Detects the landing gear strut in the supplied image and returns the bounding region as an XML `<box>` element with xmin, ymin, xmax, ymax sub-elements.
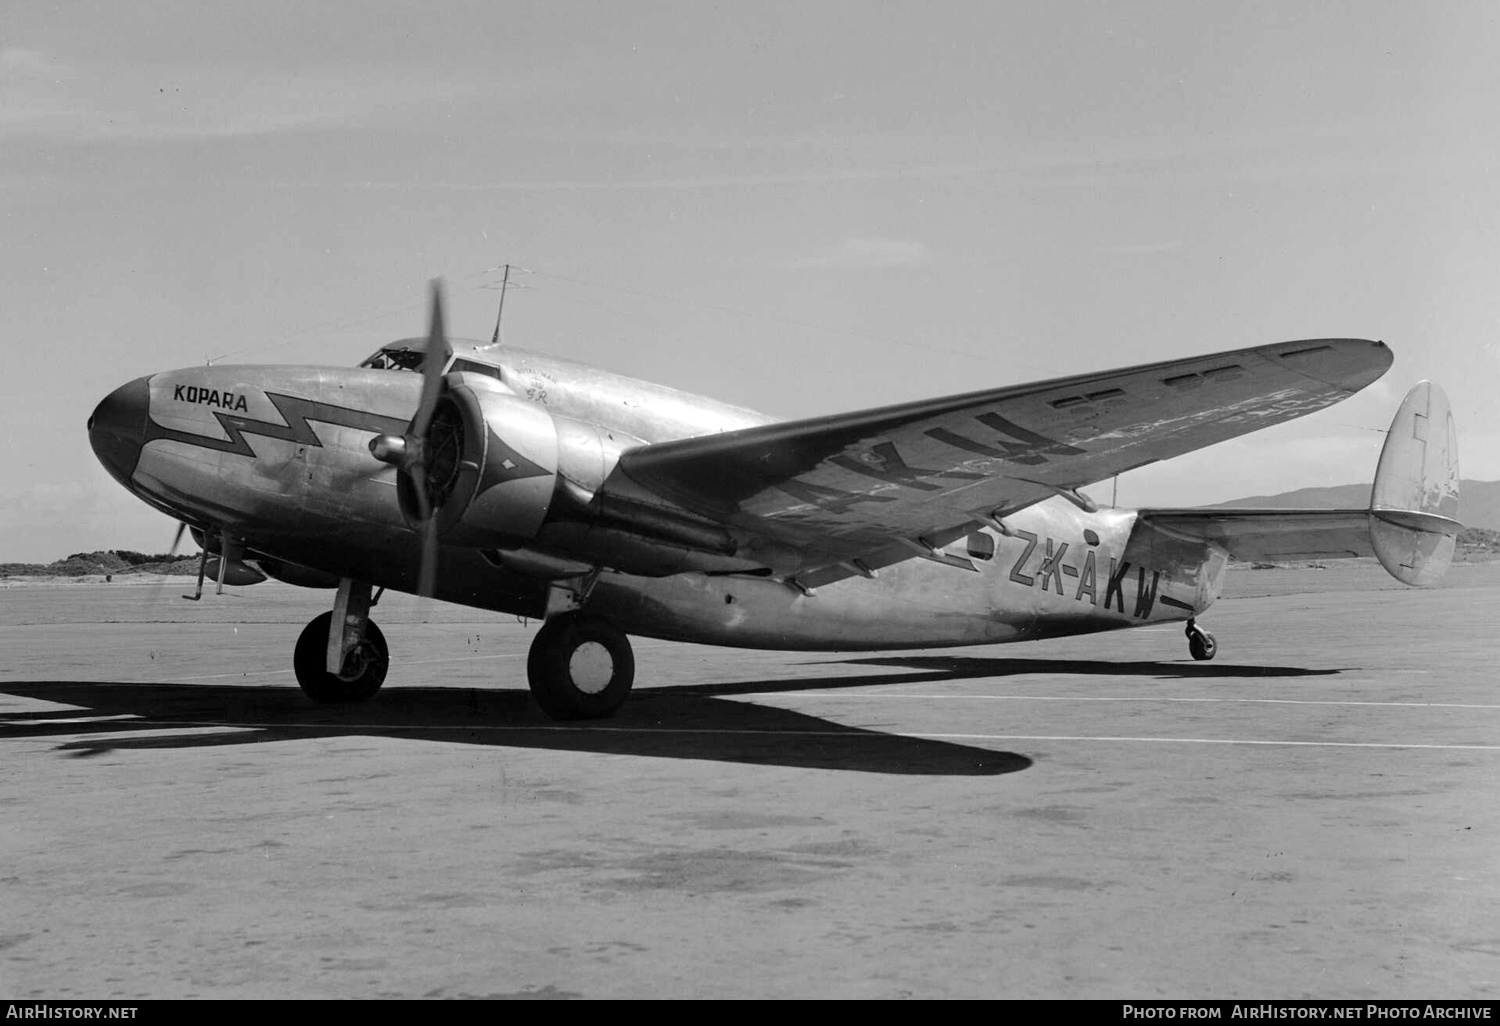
<box><xmin>527</xmin><ymin>612</ymin><xmax>635</xmax><ymax>720</ymax></box>
<box><xmin>1185</xmin><ymin>618</ymin><xmax>1217</xmax><ymax>661</ymax></box>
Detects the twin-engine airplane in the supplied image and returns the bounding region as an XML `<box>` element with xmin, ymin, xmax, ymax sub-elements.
<box><xmin>88</xmin><ymin>284</ymin><xmax>1462</xmax><ymax>720</ymax></box>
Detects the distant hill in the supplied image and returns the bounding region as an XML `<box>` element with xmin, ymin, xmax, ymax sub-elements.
<box><xmin>1216</xmin><ymin>479</ymin><xmax>1500</xmax><ymax>531</ymax></box>
<box><xmin>0</xmin><ymin>550</ymin><xmax>201</xmax><ymax>578</ymax></box>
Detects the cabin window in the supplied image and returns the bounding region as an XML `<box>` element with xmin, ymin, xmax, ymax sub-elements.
<box><xmin>450</xmin><ymin>358</ymin><xmax>503</xmax><ymax>381</ymax></box>
<box><xmin>966</xmin><ymin>533</ymin><xmax>995</xmax><ymax>561</ymax></box>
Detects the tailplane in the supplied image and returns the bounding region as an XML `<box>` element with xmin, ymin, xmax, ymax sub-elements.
<box><xmin>1369</xmin><ymin>381</ymin><xmax>1461</xmax><ymax>586</ymax></box>
<box><xmin>1132</xmin><ymin>380</ymin><xmax>1461</xmax><ymax>589</ymax></box>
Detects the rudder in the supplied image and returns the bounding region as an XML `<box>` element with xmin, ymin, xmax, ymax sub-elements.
<box><xmin>1369</xmin><ymin>380</ymin><xmax>1461</xmax><ymax>586</ymax></box>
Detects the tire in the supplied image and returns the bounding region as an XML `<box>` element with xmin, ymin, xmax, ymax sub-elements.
<box><xmin>293</xmin><ymin>610</ymin><xmax>389</xmax><ymax>703</ymax></box>
<box><xmin>1188</xmin><ymin>628</ymin><xmax>1218</xmax><ymax>662</ymax></box>
<box><xmin>526</xmin><ymin>613</ymin><xmax>635</xmax><ymax>720</ymax></box>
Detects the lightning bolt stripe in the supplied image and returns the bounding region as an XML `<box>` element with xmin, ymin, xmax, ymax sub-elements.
<box><xmin>145</xmin><ymin>391</ymin><xmax>412</xmax><ymax>457</ymax></box>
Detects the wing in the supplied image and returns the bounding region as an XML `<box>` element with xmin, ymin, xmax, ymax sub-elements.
<box><xmin>615</xmin><ymin>338</ymin><xmax>1392</xmax><ymax>587</ymax></box>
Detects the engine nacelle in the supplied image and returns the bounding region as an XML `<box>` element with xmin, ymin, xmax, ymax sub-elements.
<box><xmin>253</xmin><ymin>554</ymin><xmax>341</xmax><ymax>589</ymax></box>
<box><xmin>203</xmin><ymin>555</ymin><xmax>268</xmax><ymax>586</ymax></box>
<box><xmin>398</xmin><ymin>377</ymin><xmax>560</xmax><ymax>545</ymax></box>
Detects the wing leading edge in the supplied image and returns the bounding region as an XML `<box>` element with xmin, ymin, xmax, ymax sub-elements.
<box><xmin>614</xmin><ymin>338</ymin><xmax>1393</xmax><ymax>585</ymax></box>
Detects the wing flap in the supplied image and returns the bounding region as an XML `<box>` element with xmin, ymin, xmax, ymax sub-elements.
<box><xmin>795</xmin><ymin>523</ymin><xmax>981</xmax><ymax>589</ymax></box>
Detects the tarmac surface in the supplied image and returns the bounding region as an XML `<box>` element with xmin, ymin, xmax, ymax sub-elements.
<box><xmin>2</xmin><ymin>562</ymin><xmax>1498</xmax><ymax>999</ymax></box>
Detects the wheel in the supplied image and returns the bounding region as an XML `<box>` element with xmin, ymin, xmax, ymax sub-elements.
<box><xmin>1186</xmin><ymin>623</ymin><xmax>1218</xmax><ymax>661</ymax></box>
<box><xmin>293</xmin><ymin>610</ymin><xmax>388</xmax><ymax>702</ymax></box>
<box><xmin>526</xmin><ymin>613</ymin><xmax>634</xmax><ymax>720</ymax></box>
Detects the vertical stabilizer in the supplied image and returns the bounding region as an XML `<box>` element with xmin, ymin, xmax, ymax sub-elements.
<box><xmin>1369</xmin><ymin>381</ymin><xmax>1461</xmax><ymax>586</ymax></box>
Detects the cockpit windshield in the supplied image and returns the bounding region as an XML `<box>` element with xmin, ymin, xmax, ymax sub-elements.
<box><xmin>360</xmin><ymin>346</ymin><xmax>504</xmax><ymax>382</ymax></box>
<box><xmin>359</xmin><ymin>347</ymin><xmax>428</xmax><ymax>372</ymax></box>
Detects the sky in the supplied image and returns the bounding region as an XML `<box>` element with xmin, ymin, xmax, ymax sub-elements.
<box><xmin>3</xmin><ymin>1</ymin><xmax>1498</xmax><ymax>561</ymax></box>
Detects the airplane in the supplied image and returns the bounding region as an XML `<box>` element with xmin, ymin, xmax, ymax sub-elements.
<box><xmin>87</xmin><ymin>283</ymin><xmax>1462</xmax><ymax>720</ymax></box>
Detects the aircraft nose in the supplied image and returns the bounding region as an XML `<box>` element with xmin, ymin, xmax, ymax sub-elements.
<box><xmin>88</xmin><ymin>377</ymin><xmax>151</xmax><ymax>486</ymax></box>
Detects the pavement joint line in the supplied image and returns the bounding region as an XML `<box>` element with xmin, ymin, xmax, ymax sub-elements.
<box><xmin>18</xmin><ymin>684</ymin><xmax>1493</xmax><ymax>712</ymax></box>
<box><xmin>723</xmin><ymin>692</ymin><xmax>1500</xmax><ymax>710</ymax></box>
<box><xmin>24</xmin><ymin>721</ymin><xmax>1500</xmax><ymax>751</ymax></box>
<box><xmin>904</xmin><ymin>732</ymin><xmax>1500</xmax><ymax>751</ymax></box>
<box><xmin>5</xmin><ymin>714</ymin><xmax>141</xmax><ymax>725</ymax></box>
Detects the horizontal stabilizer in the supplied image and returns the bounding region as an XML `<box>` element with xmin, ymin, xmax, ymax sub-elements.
<box><xmin>1135</xmin><ymin>506</ymin><xmax>1462</xmax><ymax>566</ymax></box>
<box><xmin>1137</xmin><ymin>508</ymin><xmax>1381</xmax><ymax>562</ymax></box>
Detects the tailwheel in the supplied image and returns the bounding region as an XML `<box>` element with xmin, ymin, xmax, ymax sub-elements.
<box><xmin>1185</xmin><ymin>619</ymin><xmax>1218</xmax><ymax>662</ymax></box>
<box><xmin>527</xmin><ymin>612</ymin><xmax>634</xmax><ymax>720</ymax></box>
<box><xmin>294</xmin><ymin>610</ymin><xmax>389</xmax><ymax>702</ymax></box>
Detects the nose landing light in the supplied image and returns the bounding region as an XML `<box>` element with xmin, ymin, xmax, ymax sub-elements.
<box><xmin>88</xmin><ymin>377</ymin><xmax>151</xmax><ymax>487</ymax></box>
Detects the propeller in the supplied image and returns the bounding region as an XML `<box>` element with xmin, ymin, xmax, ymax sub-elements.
<box><xmin>182</xmin><ymin>524</ymin><xmax>210</xmax><ymax>600</ymax></box>
<box><xmin>143</xmin><ymin>519</ymin><xmax>195</xmax><ymax>601</ymax></box>
<box><xmin>369</xmin><ymin>280</ymin><xmax>452</xmax><ymax>598</ymax></box>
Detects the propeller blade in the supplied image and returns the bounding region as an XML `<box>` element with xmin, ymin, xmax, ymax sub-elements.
<box><xmin>411</xmin><ymin>279</ymin><xmax>451</xmax><ymax>439</ymax></box>
<box><xmin>182</xmin><ymin>546</ymin><xmax>207</xmax><ymax>601</ymax></box>
<box><xmin>418</xmin><ymin>516</ymin><xmax>440</xmax><ymax>599</ymax></box>
<box><xmin>409</xmin><ymin>463</ymin><xmax>439</xmax><ymax>598</ymax></box>
<box><xmin>149</xmin><ymin>521</ymin><xmax>191</xmax><ymax>602</ymax></box>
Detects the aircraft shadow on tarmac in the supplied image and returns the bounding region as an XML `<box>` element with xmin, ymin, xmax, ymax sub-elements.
<box><xmin>666</xmin><ymin>655</ymin><xmax>1345</xmax><ymax>700</ymax></box>
<box><xmin>847</xmin><ymin>655</ymin><xmax>1345</xmax><ymax>679</ymax></box>
<box><xmin>0</xmin><ymin>680</ymin><xmax>1028</xmax><ymax>776</ymax></box>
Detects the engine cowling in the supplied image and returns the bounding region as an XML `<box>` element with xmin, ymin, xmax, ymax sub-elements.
<box><xmin>397</xmin><ymin>377</ymin><xmax>559</xmax><ymax>545</ymax></box>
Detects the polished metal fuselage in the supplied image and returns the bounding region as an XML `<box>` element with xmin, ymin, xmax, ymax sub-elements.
<box><xmin>92</xmin><ymin>341</ymin><xmax>1221</xmax><ymax>650</ymax></box>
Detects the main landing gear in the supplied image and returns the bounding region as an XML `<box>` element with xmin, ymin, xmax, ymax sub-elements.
<box><xmin>290</xmin><ymin>578</ymin><xmax>635</xmax><ymax>720</ymax></box>
<box><xmin>526</xmin><ymin>612</ymin><xmax>635</xmax><ymax>720</ymax></box>
<box><xmin>294</xmin><ymin>610</ymin><xmax>389</xmax><ymax>702</ymax></box>
<box><xmin>1185</xmin><ymin>618</ymin><xmax>1218</xmax><ymax>661</ymax></box>
<box><xmin>293</xmin><ymin>579</ymin><xmax>388</xmax><ymax>703</ymax></box>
